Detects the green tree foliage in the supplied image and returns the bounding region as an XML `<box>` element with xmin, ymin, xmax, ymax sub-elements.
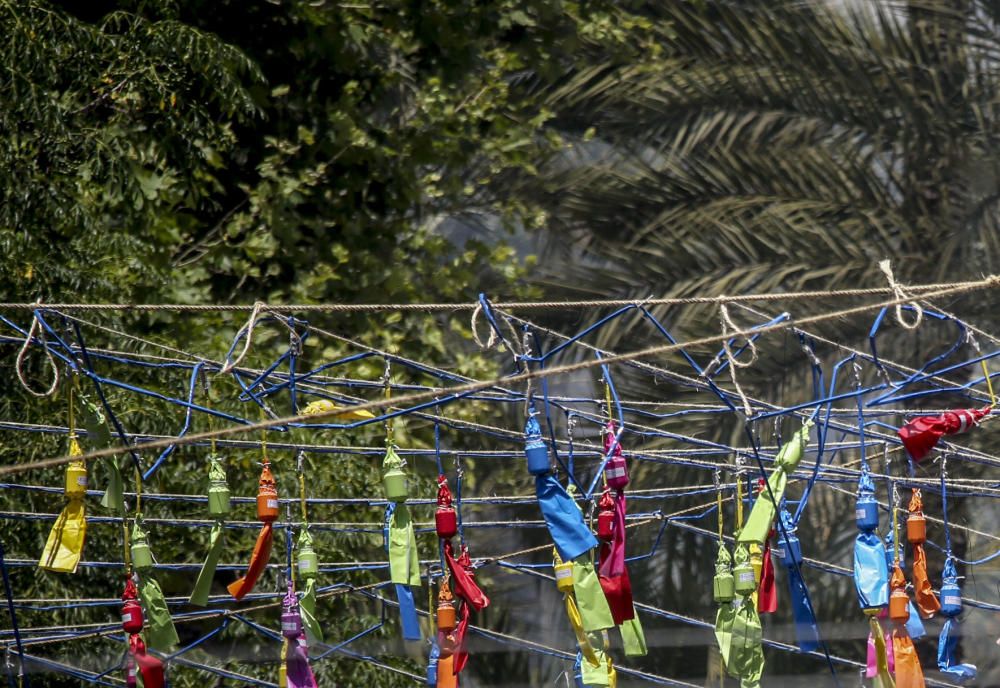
<box><xmin>0</xmin><ymin>1</ymin><xmax>653</xmax><ymax>686</ymax></box>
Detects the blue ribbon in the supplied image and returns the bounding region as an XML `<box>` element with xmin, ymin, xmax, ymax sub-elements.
<box><xmin>535</xmin><ymin>474</ymin><xmax>598</xmax><ymax>562</ymax></box>
<box><xmin>394</xmin><ymin>584</ymin><xmax>421</xmax><ymax>642</ymax></box>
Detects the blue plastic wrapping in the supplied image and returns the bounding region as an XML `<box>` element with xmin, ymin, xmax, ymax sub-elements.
<box><xmin>426</xmin><ymin>638</ymin><xmax>439</xmax><ymax>685</ymax></box>
<box><xmin>853</xmin><ymin>531</ymin><xmax>889</xmax><ymax>611</ymax></box>
<box><xmin>524</xmin><ymin>415</ymin><xmax>552</xmax><ymax>475</ymax></box>
<box><xmin>937</xmin><ymin>558</ymin><xmax>976</xmax><ymax>680</ymax></box>
<box><xmin>536</xmin><ymin>474</ymin><xmax>599</xmax><ymax>562</ymax></box>
<box><xmin>777</xmin><ymin>510</ymin><xmax>819</xmax><ymax>652</ymax></box>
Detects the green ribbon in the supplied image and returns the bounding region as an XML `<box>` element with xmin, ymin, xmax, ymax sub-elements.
<box><xmin>723</xmin><ymin>545</ymin><xmax>763</xmax><ymax>685</ymax></box>
<box><xmin>738</xmin><ymin>422</ymin><xmax>812</xmax><ymax>545</ymax></box>
<box><xmin>297</xmin><ymin>529</ymin><xmax>323</xmax><ymax>646</ymax></box>
<box><xmin>715</xmin><ymin>603</ymin><xmax>737</xmax><ymax>668</ymax></box>
<box><xmin>138</xmin><ymin>574</ymin><xmax>179</xmax><ymax>651</ymax></box>
<box><xmin>131</xmin><ymin>522</ymin><xmax>178</xmax><ymax>650</ymax></box>
<box><xmin>727</xmin><ymin>599</ymin><xmax>763</xmax><ymax>686</ymax></box>
<box><xmin>189</xmin><ymin>522</ymin><xmax>225</xmax><ymax>606</ymax></box>
<box><xmin>300</xmin><ymin>577</ymin><xmax>322</xmax><ymax>646</ymax></box>
<box><xmin>389</xmin><ymin>504</ymin><xmax>420</xmax><ymax>587</ymax></box>
<box><xmin>572</xmin><ymin>558</ymin><xmax>614</xmax><ymax>632</ymax></box>
<box><xmin>100</xmin><ymin>459</ymin><xmax>125</xmax><ymax>514</ymax></box>
<box><xmin>81</xmin><ymin>396</ymin><xmax>124</xmax><ymax>514</ymax></box>
<box><xmin>580</xmin><ymin>644</ymin><xmax>612</xmax><ymax>686</ymax></box>
<box><xmin>619</xmin><ymin>610</ymin><xmax>647</xmax><ymax>657</ymax></box>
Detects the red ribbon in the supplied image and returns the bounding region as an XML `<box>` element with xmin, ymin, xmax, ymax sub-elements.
<box><xmin>128</xmin><ymin>634</ymin><xmax>164</xmax><ymax>688</ymax></box>
<box><xmin>444</xmin><ymin>541</ymin><xmax>489</xmax><ymax>611</ymax></box>
<box><xmin>598</xmin><ymin>493</ymin><xmax>627</xmax><ymax>578</ymax></box>
<box><xmin>227</xmin><ymin>522</ymin><xmax>273</xmax><ymax>600</ymax></box>
<box><xmin>437</xmin><ymin>475</ymin><xmax>453</xmax><ymax>507</ymax></box>
<box><xmin>598</xmin><ymin>541</ymin><xmax>634</xmax><ymax>624</ymax></box>
<box><xmin>898</xmin><ymin>407</ymin><xmax>989</xmax><ymax>462</ymax></box>
<box><xmin>757</xmin><ymin>535</ymin><xmax>777</xmax><ymax>614</ymax></box>
<box><xmin>453</xmin><ymin>603</ymin><xmax>471</xmax><ymax>674</ymax></box>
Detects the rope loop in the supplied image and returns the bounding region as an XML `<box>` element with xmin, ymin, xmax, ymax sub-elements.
<box><xmin>220</xmin><ymin>301</ymin><xmax>266</xmax><ymax>374</ymax></box>
<box><xmin>878</xmin><ymin>260</ymin><xmax>923</xmax><ymax>330</ymax></box>
<box><xmin>719</xmin><ymin>302</ymin><xmax>756</xmax><ymax>417</ymax></box>
<box><xmin>15</xmin><ymin>304</ymin><xmax>60</xmax><ymax>397</ymax></box>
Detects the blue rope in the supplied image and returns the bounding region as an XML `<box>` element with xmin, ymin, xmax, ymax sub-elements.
<box><xmin>0</xmin><ymin>540</ymin><xmax>29</xmax><ymax>687</ymax></box>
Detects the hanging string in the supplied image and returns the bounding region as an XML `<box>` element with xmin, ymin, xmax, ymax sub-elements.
<box><xmin>941</xmin><ymin>455</ymin><xmax>952</xmax><ymax>556</ymax></box>
<box><xmin>455</xmin><ymin>454</ymin><xmax>465</xmax><ymax>548</ymax></box>
<box><xmin>735</xmin><ymin>457</ymin><xmax>744</xmax><ymax>531</ymax></box>
<box><xmin>719</xmin><ymin>303</ymin><xmax>756</xmax><ymax>417</ymax></box>
<box><xmin>715</xmin><ymin>469</ymin><xmax>724</xmax><ymax>541</ymax></box>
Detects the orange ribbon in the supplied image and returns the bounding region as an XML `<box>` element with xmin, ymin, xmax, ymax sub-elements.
<box><xmin>228</xmin><ymin>462</ymin><xmax>278</xmax><ymax>600</ymax></box>
<box><xmin>908</xmin><ymin>491</ymin><xmax>940</xmax><ymax>618</ymax></box>
<box><xmin>891</xmin><ymin>627</ymin><xmax>925</xmax><ymax>688</ymax></box>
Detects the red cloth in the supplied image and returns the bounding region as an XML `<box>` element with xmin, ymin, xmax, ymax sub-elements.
<box><xmin>757</xmin><ymin>538</ymin><xmax>777</xmax><ymax>614</ymax></box>
<box><xmin>227</xmin><ymin>522</ymin><xmax>273</xmax><ymax>600</ymax></box>
<box><xmin>598</xmin><ymin>493</ymin><xmax>626</xmax><ymax>578</ymax></box>
<box><xmin>128</xmin><ymin>635</ymin><xmax>164</xmax><ymax>688</ymax></box>
<box><xmin>598</xmin><ymin>541</ymin><xmax>634</xmax><ymax>623</ymax></box>
<box><xmin>898</xmin><ymin>407</ymin><xmax>989</xmax><ymax>462</ymax></box>
<box><xmin>453</xmin><ymin>604</ymin><xmax>471</xmax><ymax>674</ymax></box>
<box><xmin>444</xmin><ymin>542</ymin><xmax>489</xmax><ymax>611</ymax></box>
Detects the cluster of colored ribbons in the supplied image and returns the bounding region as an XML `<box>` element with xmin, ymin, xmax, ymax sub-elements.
<box><xmin>14</xmin><ymin>286</ymin><xmax>1000</xmax><ymax>688</ymax></box>
<box><xmin>527</xmin><ymin>404</ymin><xmax>647</xmax><ymax>687</ymax></box>
<box><xmin>36</xmin><ymin>388</ymin><xmax>322</xmax><ymax>687</ymax></box>
<box><xmin>850</xmin><ymin>408</ymin><xmax>985</xmax><ymax>687</ymax></box>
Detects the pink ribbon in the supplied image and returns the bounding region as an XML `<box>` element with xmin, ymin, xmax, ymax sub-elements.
<box><xmin>286</xmin><ymin>635</ymin><xmax>318</xmax><ymax>688</ymax></box>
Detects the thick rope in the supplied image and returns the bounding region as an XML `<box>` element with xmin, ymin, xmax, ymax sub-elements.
<box><xmin>0</xmin><ymin>279</ymin><xmax>990</xmax><ymax>312</ymax></box>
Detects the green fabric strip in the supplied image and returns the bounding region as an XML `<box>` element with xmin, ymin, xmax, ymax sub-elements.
<box><xmin>580</xmin><ymin>646</ymin><xmax>611</xmax><ymax>686</ymax></box>
<box><xmin>619</xmin><ymin>610</ymin><xmax>647</xmax><ymax>657</ymax></box>
<box><xmin>189</xmin><ymin>522</ymin><xmax>225</xmax><ymax>606</ymax></box>
<box><xmin>738</xmin><ymin>422</ymin><xmax>812</xmax><ymax>545</ymax></box>
<box><xmin>389</xmin><ymin>505</ymin><xmax>421</xmax><ymax>587</ymax></box>
<box><xmin>725</xmin><ymin>598</ymin><xmax>763</xmax><ymax>683</ymax></box>
<box><xmin>573</xmin><ymin>558</ymin><xmax>614</xmax><ymax>632</ymax></box>
<box><xmin>138</xmin><ymin>575</ymin><xmax>179</xmax><ymax>651</ymax></box>
<box><xmin>300</xmin><ymin>577</ymin><xmax>323</xmax><ymax>646</ymax></box>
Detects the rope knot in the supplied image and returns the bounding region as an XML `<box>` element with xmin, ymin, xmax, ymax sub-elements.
<box><xmin>878</xmin><ymin>260</ymin><xmax>922</xmax><ymax>330</ymax></box>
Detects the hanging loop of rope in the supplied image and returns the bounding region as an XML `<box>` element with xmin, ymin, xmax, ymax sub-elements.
<box><xmin>16</xmin><ymin>303</ymin><xmax>60</xmax><ymax>397</ymax></box>
<box><xmin>878</xmin><ymin>260</ymin><xmax>922</xmax><ymax>330</ymax></box>
<box><xmin>220</xmin><ymin>301</ymin><xmax>266</xmax><ymax>374</ymax></box>
<box><xmin>719</xmin><ymin>303</ymin><xmax>757</xmax><ymax>417</ymax></box>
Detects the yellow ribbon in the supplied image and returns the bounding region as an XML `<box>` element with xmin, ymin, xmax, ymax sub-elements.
<box><xmin>982</xmin><ymin>359</ymin><xmax>996</xmax><ymax>407</ymax></box>
<box><xmin>38</xmin><ymin>436</ymin><xmax>87</xmax><ymax>573</ymax></box>
<box><xmin>279</xmin><ymin>638</ymin><xmax>288</xmax><ymax>688</ymax></box>
<box><xmin>566</xmin><ymin>594</ymin><xmax>601</xmax><ymax>667</ymax></box>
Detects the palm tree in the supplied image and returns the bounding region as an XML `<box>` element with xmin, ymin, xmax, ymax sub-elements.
<box><xmin>510</xmin><ymin>1</ymin><xmax>1000</xmax><ymax>684</ymax></box>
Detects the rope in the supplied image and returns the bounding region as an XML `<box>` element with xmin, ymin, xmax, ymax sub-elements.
<box><xmin>14</xmin><ymin>304</ymin><xmax>59</xmax><ymax>397</ymax></box>
<box><xmin>878</xmin><ymin>259</ymin><xmax>923</xmax><ymax>329</ymax></box>
<box><xmin>0</xmin><ymin>279</ymin><xmax>990</xmax><ymax>312</ymax></box>
<box><xmin>718</xmin><ymin>302</ymin><xmax>757</xmax><ymax>416</ymax></box>
<box><xmin>219</xmin><ymin>301</ymin><xmax>265</xmax><ymax>374</ymax></box>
